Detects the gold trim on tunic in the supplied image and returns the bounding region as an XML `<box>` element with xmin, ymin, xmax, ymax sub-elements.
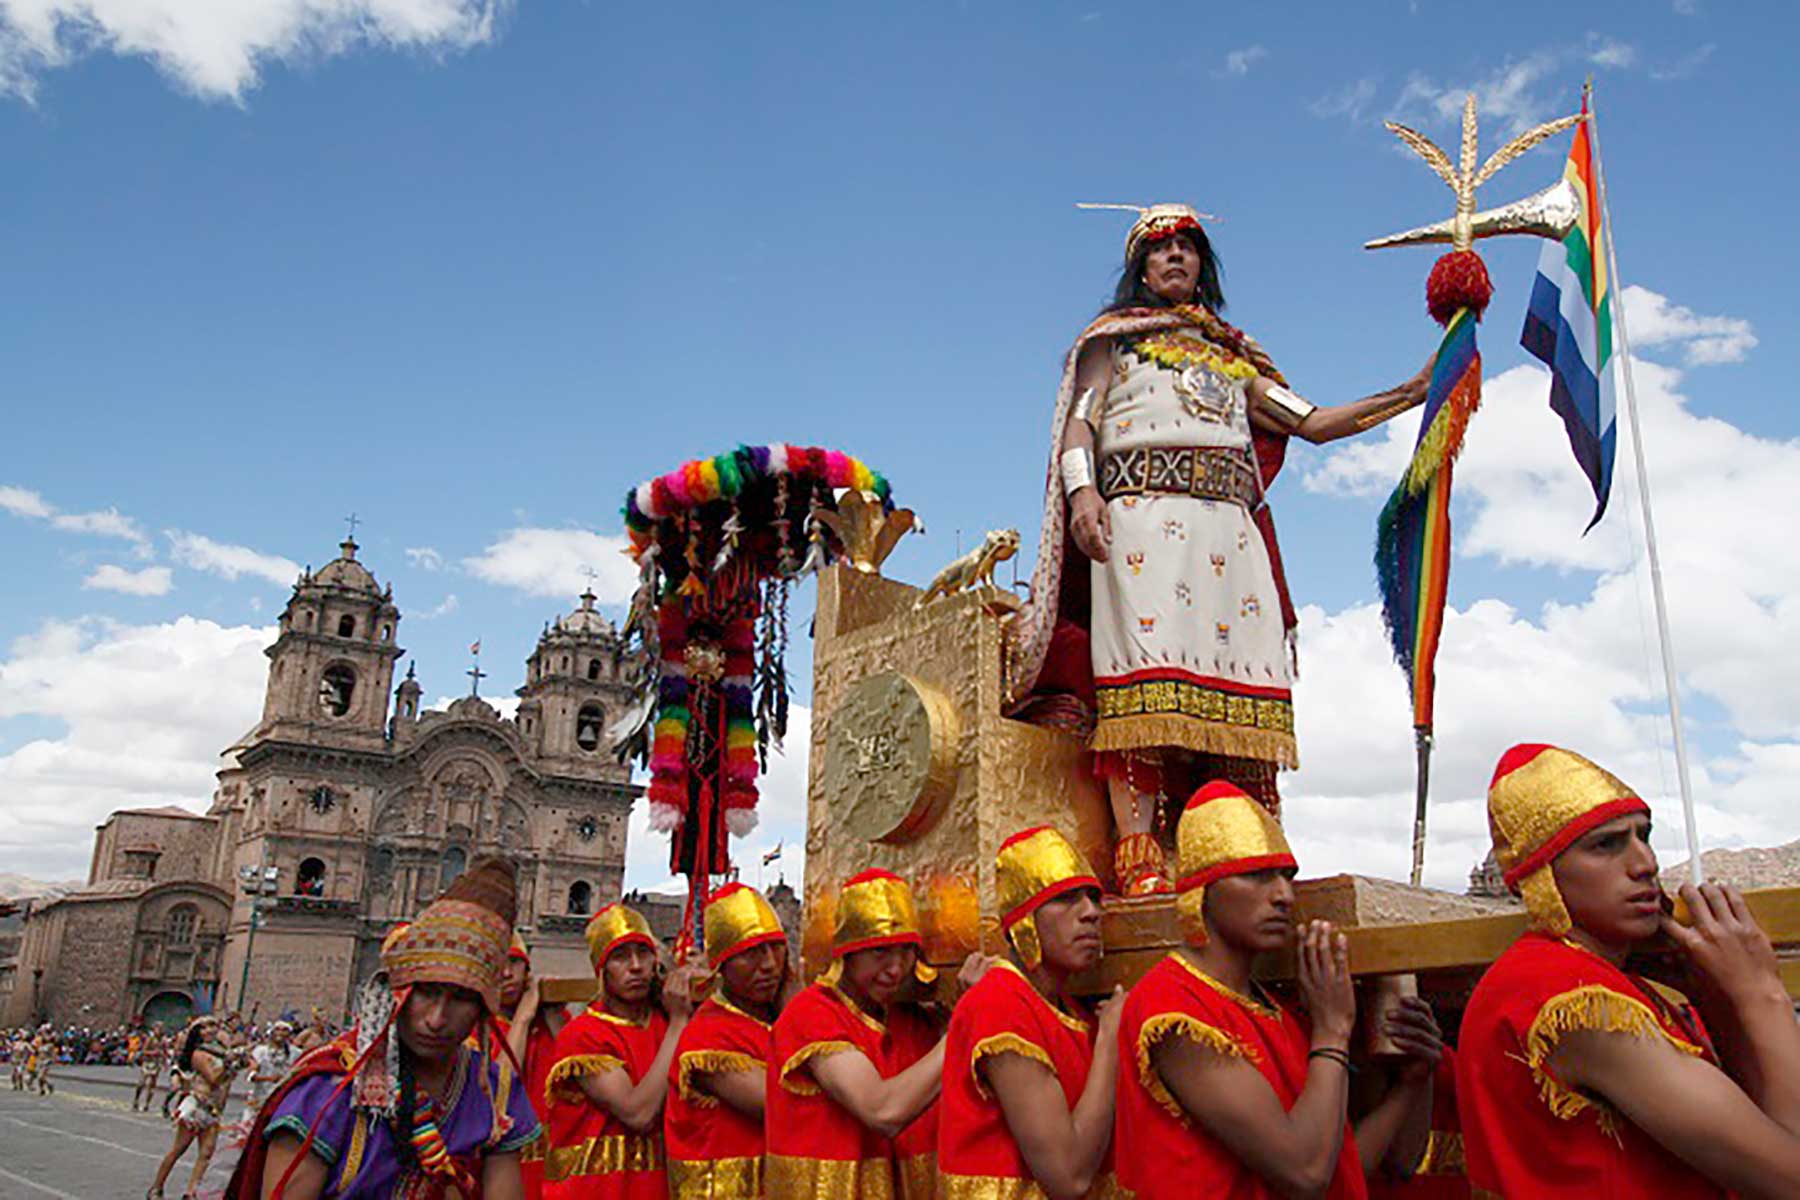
<box><xmin>765</xmin><ymin>1154</ymin><xmax>895</xmax><ymax>1199</ymax></box>
<box><xmin>669</xmin><ymin>1154</ymin><xmax>764</xmax><ymax>1199</ymax></box>
<box><xmin>542</xmin><ymin>1132</ymin><xmax>665</xmax><ymax>1182</ymax></box>
<box><xmin>778</xmin><ymin>1040</ymin><xmax>860</xmax><ymax>1095</ymax></box>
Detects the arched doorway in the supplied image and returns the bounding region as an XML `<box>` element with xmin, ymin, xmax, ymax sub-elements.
<box><xmin>141</xmin><ymin>990</ymin><xmax>194</xmax><ymax>1030</ymax></box>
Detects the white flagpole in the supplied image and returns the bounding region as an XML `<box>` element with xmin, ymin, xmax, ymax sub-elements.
<box><xmin>1589</xmin><ymin>88</ymin><xmax>1705</xmax><ymax>883</ymax></box>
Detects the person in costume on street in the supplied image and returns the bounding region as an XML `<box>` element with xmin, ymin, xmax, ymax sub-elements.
<box><xmin>1009</xmin><ymin>204</ymin><xmax>1433</xmax><ymax>893</ymax></box>
<box><xmin>767</xmin><ymin>868</ymin><xmax>985</xmax><ymax>1199</ymax></box>
<box><xmin>541</xmin><ymin>902</ymin><xmax>692</xmax><ymax>1199</ymax></box>
<box><xmin>1114</xmin><ymin>781</ymin><xmax>1442</xmax><ymax>1200</ymax></box>
<box><xmin>938</xmin><ymin>826</ymin><xmax>1123</xmax><ymax>1200</ymax></box>
<box><xmin>664</xmin><ymin>882</ymin><xmax>791</xmax><ymax>1199</ymax></box>
<box><xmin>1457</xmin><ymin>743</ymin><xmax>1800</xmax><ymax>1198</ymax></box>
<box><xmin>488</xmin><ymin>931</ymin><xmax>565</xmax><ymax>1200</ymax></box>
<box><xmin>133</xmin><ymin>1027</ymin><xmax>168</xmax><ymax>1113</ymax></box>
<box><xmin>224</xmin><ymin>857</ymin><xmax>542</xmax><ymax>1199</ymax></box>
<box><xmin>149</xmin><ymin>1017</ymin><xmax>241</xmax><ymax>1199</ymax></box>
<box><xmin>241</xmin><ymin>1021</ymin><xmax>299</xmax><ymax>1129</ymax></box>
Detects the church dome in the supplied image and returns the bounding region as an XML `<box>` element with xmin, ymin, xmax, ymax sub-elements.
<box><xmin>311</xmin><ymin>540</ymin><xmax>382</xmax><ymax>595</ymax></box>
<box><xmin>555</xmin><ymin>590</ymin><xmax>615</xmax><ymax>639</ymax></box>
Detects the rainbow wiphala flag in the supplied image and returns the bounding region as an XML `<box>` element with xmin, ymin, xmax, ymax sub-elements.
<box><xmin>1522</xmin><ymin>102</ymin><xmax>1614</xmax><ymax>528</ymax></box>
<box><xmin>1376</xmin><ymin>305</ymin><xmax>1482</xmax><ymax>730</ymax></box>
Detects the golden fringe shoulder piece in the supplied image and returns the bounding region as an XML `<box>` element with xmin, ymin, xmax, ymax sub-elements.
<box><xmin>543</xmin><ymin>1053</ymin><xmax>625</xmax><ymax>1105</ymax></box>
<box><xmin>675</xmin><ymin>1049</ymin><xmax>765</xmax><ymax>1107</ymax></box>
<box><xmin>777</xmin><ymin>1039</ymin><xmax>859</xmax><ymax>1096</ymax></box>
<box><xmin>1522</xmin><ymin>984</ymin><xmax>1704</xmax><ymax>1132</ymax></box>
<box><xmin>969</xmin><ymin>1033</ymin><xmax>1056</xmax><ymax>1099</ymax></box>
<box><xmin>1135</xmin><ymin>1013</ymin><xmax>1255</xmax><ymax>1121</ymax></box>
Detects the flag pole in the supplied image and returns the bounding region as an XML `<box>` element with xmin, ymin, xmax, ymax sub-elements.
<box><xmin>1588</xmin><ymin>83</ymin><xmax>1705</xmax><ymax>883</ymax></box>
<box><xmin>1409</xmin><ymin>727</ymin><xmax>1432</xmax><ymax>887</ymax></box>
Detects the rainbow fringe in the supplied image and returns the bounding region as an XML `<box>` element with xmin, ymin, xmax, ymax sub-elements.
<box><xmin>1376</xmin><ymin>307</ymin><xmax>1481</xmax><ymax>730</ymax></box>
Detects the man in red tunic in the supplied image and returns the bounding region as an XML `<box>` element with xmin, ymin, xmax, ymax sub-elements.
<box><xmin>665</xmin><ymin>882</ymin><xmax>789</xmax><ymax>1199</ymax></box>
<box><xmin>767</xmin><ymin>868</ymin><xmax>974</xmax><ymax>1199</ymax></box>
<box><xmin>1458</xmin><ymin>743</ymin><xmax>1800</xmax><ymax>1197</ymax></box>
<box><xmin>493</xmin><ymin>932</ymin><xmax>567</xmax><ymax>1200</ymax></box>
<box><xmin>938</xmin><ymin>826</ymin><xmax>1123</xmax><ymax>1199</ymax></box>
<box><xmin>541</xmin><ymin>902</ymin><xmax>692</xmax><ymax>1199</ymax></box>
<box><xmin>1115</xmin><ymin>781</ymin><xmax>1442</xmax><ymax>1200</ymax></box>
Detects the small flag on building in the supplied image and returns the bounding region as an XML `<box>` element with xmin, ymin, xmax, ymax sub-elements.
<box><xmin>762</xmin><ymin>842</ymin><xmax>783</xmax><ymax>867</ymax></box>
<box><xmin>1522</xmin><ymin>96</ymin><xmax>1615</xmax><ymax>529</ymax></box>
<box><xmin>469</xmin><ymin>640</ymin><xmax>482</xmax><ymax>656</ymax></box>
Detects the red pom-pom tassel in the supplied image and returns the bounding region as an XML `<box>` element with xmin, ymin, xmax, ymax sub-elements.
<box><xmin>1426</xmin><ymin>250</ymin><xmax>1493</xmax><ymax>326</ymax></box>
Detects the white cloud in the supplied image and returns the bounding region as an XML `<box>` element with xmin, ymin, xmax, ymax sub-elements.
<box><xmin>1309</xmin><ymin>77</ymin><xmax>1378</xmax><ymax>122</ymax></box>
<box><xmin>0</xmin><ymin>0</ymin><xmax>510</xmax><ymax>104</ymax></box>
<box><xmin>0</xmin><ymin>485</ymin><xmax>52</xmax><ymax>519</ymax></box>
<box><xmin>1</xmin><ymin>483</ymin><xmax>150</xmax><ymax>552</ymax></box>
<box><xmin>405</xmin><ymin>546</ymin><xmax>445</xmax><ymax>572</ymax></box>
<box><xmin>0</xmin><ymin>616</ymin><xmax>274</xmax><ymax>878</ymax></box>
<box><xmin>622</xmin><ymin>704</ymin><xmax>811</xmax><ymax>895</ymax></box>
<box><xmin>1586</xmin><ymin>37</ymin><xmax>1636</xmax><ymax>69</ymax></box>
<box><xmin>1286</xmin><ymin>292</ymin><xmax>1797</xmax><ymax>885</ymax></box>
<box><xmin>1622</xmin><ymin>285</ymin><xmax>1755</xmax><ymax>365</ymax></box>
<box><xmin>82</xmin><ymin>564</ymin><xmax>173</xmax><ymax>596</ymax></box>
<box><xmin>416</xmin><ymin>593</ymin><xmax>460</xmax><ymax>620</ymax></box>
<box><xmin>463</xmin><ymin>527</ymin><xmax>639</xmax><ymax>601</ymax></box>
<box><xmin>1214</xmin><ymin>45</ymin><xmax>1266</xmax><ymax>79</ymax></box>
<box><xmin>1389</xmin><ymin>37</ymin><xmax>1633</xmax><ymax>140</ymax></box>
<box><xmin>167</xmin><ymin>530</ymin><xmax>301</xmax><ymax>587</ymax></box>
<box><xmin>1672</xmin><ymin>0</ymin><xmax>1700</xmax><ymax>15</ymax></box>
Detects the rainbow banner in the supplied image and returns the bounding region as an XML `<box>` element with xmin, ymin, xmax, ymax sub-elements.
<box><xmin>1522</xmin><ymin>101</ymin><xmax>1614</xmax><ymax>529</ymax></box>
<box><xmin>1376</xmin><ymin>306</ymin><xmax>1481</xmax><ymax>729</ymax></box>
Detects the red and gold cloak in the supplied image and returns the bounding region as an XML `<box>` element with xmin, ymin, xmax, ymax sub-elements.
<box><xmin>665</xmin><ymin>992</ymin><xmax>772</xmax><ymax>1199</ymax></box>
<box><xmin>541</xmin><ymin>1005</ymin><xmax>669</xmax><ymax>1200</ymax></box>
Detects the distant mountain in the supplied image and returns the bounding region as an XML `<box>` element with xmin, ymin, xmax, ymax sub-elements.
<box><xmin>0</xmin><ymin>873</ymin><xmax>79</xmax><ymax>900</ymax></box>
<box><xmin>1664</xmin><ymin>840</ymin><xmax>1800</xmax><ymax>891</ymax></box>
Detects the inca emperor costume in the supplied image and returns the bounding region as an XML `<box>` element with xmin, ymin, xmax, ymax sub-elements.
<box><xmin>1009</xmin><ymin>206</ymin><xmax>1303</xmax><ymax>865</ymax></box>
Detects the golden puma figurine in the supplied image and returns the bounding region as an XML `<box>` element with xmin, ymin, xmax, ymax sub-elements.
<box><xmin>914</xmin><ymin>528</ymin><xmax>1020</xmax><ymax>608</ymax></box>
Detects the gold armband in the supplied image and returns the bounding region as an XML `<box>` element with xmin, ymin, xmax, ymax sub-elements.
<box><xmin>1260</xmin><ymin>384</ymin><xmax>1316</xmax><ymax>431</ymax></box>
<box><xmin>1070</xmin><ymin>387</ymin><xmax>1100</xmax><ymax>432</ymax></box>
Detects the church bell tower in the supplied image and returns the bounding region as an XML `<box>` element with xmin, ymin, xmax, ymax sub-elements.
<box><xmin>258</xmin><ymin>535</ymin><xmax>404</xmax><ymax>752</ymax></box>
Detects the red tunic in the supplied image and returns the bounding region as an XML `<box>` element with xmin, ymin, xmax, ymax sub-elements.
<box><xmin>665</xmin><ymin>992</ymin><xmax>772</xmax><ymax>1199</ymax></box>
<box><xmin>1457</xmin><ymin>933</ymin><xmax>1725</xmax><ymax>1199</ymax></box>
<box><xmin>937</xmin><ymin>960</ymin><xmax>1110</xmax><ymax>1199</ymax></box>
<box><xmin>766</xmin><ymin>981</ymin><xmax>940</xmax><ymax>1199</ymax></box>
<box><xmin>1115</xmin><ymin>952</ymin><xmax>1367</xmax><ymax>1200</ymax></box>
<box><xmin>542</xmin><ymin>1004</ymin><xmax>669</xmax><ymax>1199</ymax></box>
<box><xmin>1368</xmin><ymin>1051</ymin><xmax>1467</xmax><ymax>1200</ymax></box>
<box><xmin>520</xmin><ymin>1012</ymin><xmax>560</xmax><ymax>1200</ymax></box>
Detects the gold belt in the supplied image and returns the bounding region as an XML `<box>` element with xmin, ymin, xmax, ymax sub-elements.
<box><xmin>1099</xmin><ymin>446</ymin><xmax>1258</xmax><ymax>508</ymax></box>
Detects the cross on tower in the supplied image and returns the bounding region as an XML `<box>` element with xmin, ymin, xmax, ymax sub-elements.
<box><xmin>343</xmin><ymin>512</ymin><xmax>361</xmax><ymax>541</ymax></box>
<box><xmin>578</xmin><ymin>564</ymin><xmax>600</xmax><ymax>604</ymax></box>
<box><xmin>467</xmin><ymin>642</ymin><xmax>486</xmax><ymax>697</ymax></box>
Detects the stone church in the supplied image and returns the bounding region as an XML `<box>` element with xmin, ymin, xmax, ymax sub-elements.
<box><xmin>5</xmin><ymin>537</ymin><xmax>640</xmax><ymax>1027</ymax></box>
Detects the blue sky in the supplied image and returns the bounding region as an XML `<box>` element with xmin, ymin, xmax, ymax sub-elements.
<box><xmin>2</xmin><ymin>0</ymin><xmax>1794</xmax><ymax>892</ymax></box>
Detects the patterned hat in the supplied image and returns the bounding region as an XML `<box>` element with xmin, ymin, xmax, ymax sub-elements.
<box><xmin>703</xmin><ymin>882</ymin><xmax>787</xmax><ymax>969</ymax></box>
<box><xmin>382</xmin><ymin>857</ymin><xmax>516</xmax><ymax>1013</ymax></box>
<box><xmin>1174</xmin><ymin>781</ymin><xmax>1296</xmax><ymax>945</ymax></box>
<box><xmin>830</xmin><ymin>869</ymin><xmax>936</xmax><ymax>984</ymax></box>
<box><xmin>508</xmin><ymin>931</ymin><xmax>530</xmax><ymax>964</ymax></box>
<box><xmin>996</xmin><ymin>826</ymin><xmax>1101</xmax><ymax>971</ymax></box>
<box><xmin>584</xmin><ymin>902</ymin><xmax>656</xmax><ymax>971</ymax></box>
<box><xmin>1488</xmin><ymin>744</ymin><xmax>1650</xmax><ymax>933</ymax></box>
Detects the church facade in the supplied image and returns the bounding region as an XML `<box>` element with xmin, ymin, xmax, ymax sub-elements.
<box><xmin>7</xmin><ymin>537</ymin><xmax>641</xmax><ymax>1027</ymax></box>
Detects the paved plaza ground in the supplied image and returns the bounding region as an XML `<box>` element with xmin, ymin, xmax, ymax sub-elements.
<box><xmin>0</xmin><ymin>1066</ymin><xmax>249</xmax><ymax>1199</ymax></box>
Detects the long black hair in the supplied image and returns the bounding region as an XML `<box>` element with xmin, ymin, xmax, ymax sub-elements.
<box><xmin>1104</xmin><ymin>228</ymin><xmax>1226</xmax><ymax>315</ymax></box>
<box><xmin>176</xmin><ymin>1024</ymin><xmax>203</xmax><ymax>1072</ymax></box>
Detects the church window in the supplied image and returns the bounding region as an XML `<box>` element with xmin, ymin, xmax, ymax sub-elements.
<box><xmin>320</xmin><ymin>666</ymin><xmax>356</xmax><ymax>717</ymax></box>
<box><xmin>561</xmin><ymin>656</ymin><xmax>570</xmax><ymax>672</ymax></box>
<box><xmin>441</xmin><ymin>847</ymin><xmax>467</xmax><ymax>888</ymax></box>
<box><xmin>310</xmin><ymin>786</ymin><xmax>336</xmax><ymax>815</ymax></box>
<box><xmin>337</xmin><ymin>614</ymin><xmax>357</xmax><ymax>638</ymax></box>
<box><xmin>576</xmin><ymin>704</ymin><xmax>604</xmax><ymax>752</ymax></box>
<box><xmin>297</xmin><ymin>858</ymin><xmax>327</xmax><ymax>897</ymax></box>
<box><xmin>587</xmin><ymin>658</ymin><xmax>602</xmax><ymax>681</ymax></box>
<box><xmin>166</xmin><ymin>904</ymin><xmax>197</xmax><ymax>946</ymax></box>
<box><xmin>568</xmin><ymin>880</ymin><xmax>593</xmax><ymax>914</ymax></box>
<box><xmin>576</xmin><ymin>815</ymin><xmax>598</xmax><ymax>843</ymax></box>
<box><xmin>381</xmin><ymin>624</ymin><xmax>392</xmax><ymax>642</ymax></box>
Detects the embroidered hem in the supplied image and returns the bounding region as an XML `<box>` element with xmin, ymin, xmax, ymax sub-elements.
<box><xmin>668</xmin><ymin>1154</ymin><xmax>763</xmax><ymax>1199</ymax></box>
<box><xmin>1092</xmin><ymin>711</ymin><xmax>1296</xmax><ymax>768</ymax></box>
<box><xmin>765</xmin><ymin>1153</ymin><xmax>894</xmax><ymax>1199</ymax></box>
<box><xmin>542</xmin><ymin>1131</ymin><xmax>665</xmax><ymax>1182</ymax></box>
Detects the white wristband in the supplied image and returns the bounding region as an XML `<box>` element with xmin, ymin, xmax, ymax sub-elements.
<box><xmin>1060</xmin><ymin>447</ymin><xmax>1096</xmax><ymax>498</ymax></box>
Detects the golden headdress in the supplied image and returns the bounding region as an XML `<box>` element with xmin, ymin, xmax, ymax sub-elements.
<box><xmin>828</xmin><ymin>868</ymin><xmax>936</xmax><ymax>984</ymax></box>
<box><xmin>1488</xmin><ymin>744</ymin><xmax>1650</xmax><ymax>934</ymax></box>
<box><xmin>382</xmin><ymin>857</ymin><xmax>516</xmax><ymax>1013</ymax></box>
<box><xmin>584</xmin><ymin>902</ymin><xmax>656</xmax><ymax>971</ymax></box>
<box><xmin>703</xmin><ymin>882</ymin><xmax>788</xmax><ymax>969</ymax></box>
<box><xmin>1078</xmin><ymin>201</ymin><xmax>1218</xmax><ymax>264</ymax></box>
<box><xmin>1174</xmin><ymin>781</ymin><xmax>1296</xmax><ymax>945</ymax></box>
<box><xmin>996</xmin><ymin>826</ymin><xmax>1101</xmax><ymax>971</ymax></box>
